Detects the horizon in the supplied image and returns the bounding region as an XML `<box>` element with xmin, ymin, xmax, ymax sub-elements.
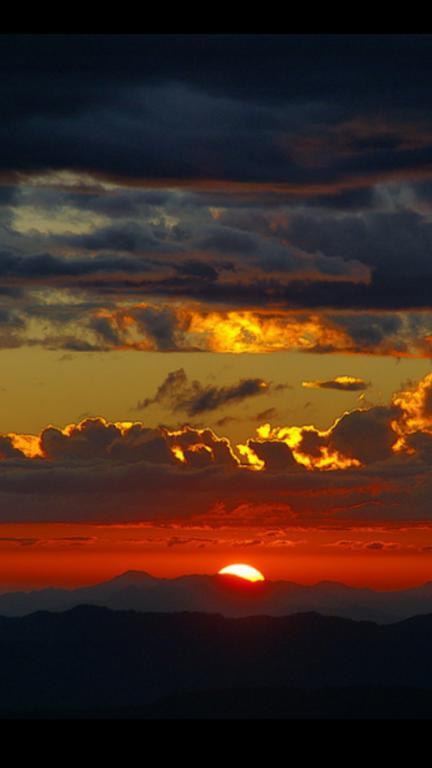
<box><xmin>3</xmin><ymin>566</ymin><xmax>432</xmax><ymax>595</ymax></box>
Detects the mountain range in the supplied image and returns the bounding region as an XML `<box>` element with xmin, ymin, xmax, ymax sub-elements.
<box><xmin>3</xmin><ymin>570</ymin><xmax>432</xmax><ymax>622</ymax></box>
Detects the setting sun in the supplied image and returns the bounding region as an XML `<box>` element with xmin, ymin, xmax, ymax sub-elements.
<box><xmin>218</xmin><ymin>564</ymin><xmax>265</xmax><ymax>582</ymax></box>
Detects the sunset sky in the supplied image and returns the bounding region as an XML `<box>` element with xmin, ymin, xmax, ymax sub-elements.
<box><xmin>2</xmin><ymin>34</ymin><xmax>432</xmax><ymax>589</ymax></box>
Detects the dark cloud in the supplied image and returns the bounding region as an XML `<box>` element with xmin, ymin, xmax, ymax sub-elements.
<box><xmin>174</xmin><ymin>260</ymin><xmax>220</xmax><ymax>281</ymax></box>
<box><xmin>298</xmin><ymin>429</ymin><xmax>326</xmax><ymax>459</ymax></box>
<box><xmin>328</xmin><ymin>406</ymin><xmax>399</xmax><ymax>465</ymax></box>
<box><xmin>287</xmin><ymin>210</ymin><xmax>432</xmax><ymax>276</ymax></box>
<box><xmin>40</xmin><ymin>419</ymin><xmax>176</xmax><ymax>465</ymax></box>
<box><xmin>365</xmin><ymin>541</ymin><xmax>386</xmax><ymax>550</ymax></box>
<box><xmin>247</xmin><ymin>440</ymin><xmax>297</xmax><ymax>471</ymax></box>
<box><xmin>0</xmin><ymin>437</ymin><xmax>23</xmax><ymax>460</ymax></box>
<box><xmin>0</xmin><ymin>308</ymin><xmax>24</xmax><ymax>329</ymax></box>
<box><xmin>255</xmin><ymin>407</ymin><xmax>278</xmax><ymax>422</ymax></box>
<box><xmin>77</xmin><ymin>272</ymin><xmax>432</xmax><ymax>313</ymax></box>
<box><xmin>136</xmin><ymin>369</ymin><xmax>270</xmax><ymax>416</ymax></box>
<box><xmin>329</xmin><ymin>314</ymin><xmax>405</xmax><ymax>348</ymax></box>
<box><xmin>62</xmin><ymin>222</ymin><xmax>184</xmax><ymax>255</ymax></box>
<box><xmin>194</xmin><ymin>223</ymin><xmax>367</xmax><ymax>279</ymax></box>
<box><xmin>1</xmin><ymin>35</ymin><xmax>432</xmax><ymax>358</ymax></box>
<box><xmin>0</xmin><ymin>429</ymin><xmax>427</xmax><ymax>526</ymax></box>
<box><xmin>132</xmin><ymin>307</ymin><xmax>185</xmax><ymax>352</ymax></box>
<box><xmin>0</xmin><ymin>537</ymin><xmax>39</xmax><ymax>546</ymax></box>
<box><xmin>2</xmin><ymin>36</ymin><xmax>432</xmax><ymax>189</ymax></box>
<box><xmin>87</xmin><ymin>316</ymin><xmax>124</xmax><ymax>348</ymax></box>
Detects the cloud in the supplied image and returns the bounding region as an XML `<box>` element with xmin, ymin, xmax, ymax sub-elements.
<box><xmin>3</xmin><ymin>290</ymin><xmax>432</xmax><ymax>359</ymax></box>
<box><xmin>254</xmin><ymin>407</ymin><xmax>279</xmax><ymax>422</ymax></box>
<box><xmin>40</xmin><ymin>420</ymin><xmax>177</xmax><ymax>465</ymax></box>
<box><xmin>135</xmin><ymin>368</ymin><xmax>270</xmax><ymax>416</ymax></box>
<box><xmin>303</xmin><ymin>376</ymin><xmax>369</xmax><ymax>392</ymax></box>
<box><xmin>327</xmin><ymin>406</ymin><xmax>399</xmax><ymax>465</ymax></box>
<box><xmin>0</xmin><ymin>436</ymin><xmax>24</xmax><ymax>460</ymax></box>
<box><xmin>1</xmin><ymin>36</ymin><xmax>432</xmax><ymax>359</ymax></box>
<box><xmin>2</xmin><ymin>360</ymin><xmax>432</xmax><ymax>527</ymax></box>
<box><xmin>131</xmin><ymin>306</ymin><xmax>185</xmax><ymax>352</ymax></box>
<box><xmin>330</xmin><ymin>539</ymin><xmax>400</xmax><ymax>551</ymax></box>
<box><xmin>2</xmin><ymin>36</ymin><xmax>432</xmax><ymax>195</ymax></box>
<box><xmin>287</xmin><ymin>209</ymin><xmax>432</xmax><ymax>276</ymax></box>
<box><xmin>246</xmin><ymin>440</ymin><xmax>297</xmax><ymax>471</ymax></box>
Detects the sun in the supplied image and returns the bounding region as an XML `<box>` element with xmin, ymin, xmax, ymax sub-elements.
<box><xmin>218</xmin><ymin>563</ymin><xmax>265</xmax><ymax>582</ymax></box>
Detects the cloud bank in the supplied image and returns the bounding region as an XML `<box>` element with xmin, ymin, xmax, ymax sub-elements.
<box><xmin>0</xmin><ymin>373</ymin><xmax>432</xmax><ymax>527</ymax></box>
<box><xmin>0</xmin><ymin>36</ymin><xmax>431</xmax><ymax>358</ymax></box>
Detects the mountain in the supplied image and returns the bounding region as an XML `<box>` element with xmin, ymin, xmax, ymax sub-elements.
<box><xmin>3</xmin><ymin>570</ymin><xmax>432</xmax><ymax>622</ymax></box>
<box><xmin>2</xmin><ymin>607</ymin><xmax>432</xmax><ymax>715</ymax></box>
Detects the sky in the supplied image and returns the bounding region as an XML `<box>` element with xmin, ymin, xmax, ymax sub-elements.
<box><xmin>2</xmin><ymin>34</ymin><xmax>432</xmax><ymax>589</ymax></box>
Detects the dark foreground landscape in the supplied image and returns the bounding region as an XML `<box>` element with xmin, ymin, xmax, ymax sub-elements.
<box><xmin>2</xmin><ymin>605</ymin><xmax>432</xmax><ymax>718</ymax></box>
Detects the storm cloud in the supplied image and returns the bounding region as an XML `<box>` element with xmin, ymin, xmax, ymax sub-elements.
<box><xmin>0</xmin><ymin>35</ymin><xmax>431</xmax><ymax>346</ymax></box>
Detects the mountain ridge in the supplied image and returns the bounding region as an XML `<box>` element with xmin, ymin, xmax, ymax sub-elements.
<box><xmin>3</xmin><ymin>570</ymin><xmax>432</xmax><ymax>622</ymax></box>
<box><xmin>2</xmin><ymin>606</ymin><xmax>432</xmax><ymax>715</ymax></box>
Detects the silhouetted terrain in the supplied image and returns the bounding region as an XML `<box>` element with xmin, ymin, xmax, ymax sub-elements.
<box><xmin>2</xmin><ymin>606</ymin><xmax>432</xmax><ymax>716</ymax></box>
<box><xmin>4</xmin><ymin>570</ymin><xmax>432</xmax><ymax>622</ymax></box>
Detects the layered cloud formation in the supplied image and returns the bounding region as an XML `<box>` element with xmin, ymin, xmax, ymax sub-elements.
<box><xmin>0</xmin><ymin>373</ymin><xmax>432</xmax><ymax>526</ymax></box>
<box><xmin>0</xmin><ymin>36</ymin><xmax>431</xmax><ymax>358</ymax></box>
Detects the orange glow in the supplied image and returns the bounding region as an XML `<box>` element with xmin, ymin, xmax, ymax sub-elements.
<box><xmin>1</xmin><ymin>414</ymin><xmax>363</xmax><ymax>470</ymax></box>
<box><xmin>97</xmin><ymin>302</ymin><xmax>358</xmax><ymax>355</ymax></box>
<box><xmin>172</xmin><ymin>445</ymin><xmax>186</xmax><ymax>463</ymax></box>
<box><xmin>218</xmin><ymin>563</ymin><xmax>265</xmax><ymax>582</ymax></box>
<box><xmin>302</xmin><ymin>376</ymin><xmax>366</xmax><ymax>389</ymax></box>
<box><xmin>243</xmin><ymin>420</ymin><xmax>362</xmax><ymax>471</ymax></box>
<box><xmin>392</xmin><ymin>372</ymin><xmax>432</xmax><ymax>435</ymax></box>
<box><xmin>236</xmin><ymin>442</ymin><xmax>265</xmax><ymax>470</ymax></box>
<box><xmin>388</xmin><ymin>372</ymin><xmax>432</xmax><ymax>455</ymax></box>
<box><xmin>9</xmin><ymin>433</ymin><xmax>43</xmax><ymax>458</ymax></box>
<box><xmin>3</xmin><ymin>520</ymin><xmax>432</xmax><ymax>591</ymax></box>
<box><xmin>188</xmin><ymin>443</ymin><xmax>213</xmax><ymax>455</ymax></box>
<box><xmin>186</xmin><ymin>309</ymin><xmax>350</xmax><ymax>354</ymax></box>
<box><xmin>8</xmin><ymin>374</ymin><xmax>432</xmax><ymax>474</ymax></box>
<box><xmin>75</xmin><ymin>302</ymin><xmax>432</xmax><ymax>358</ymax></box>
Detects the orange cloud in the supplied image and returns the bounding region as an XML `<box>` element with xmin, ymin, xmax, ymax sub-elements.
<box><xmin>392</xmin><ymin>373</ymin><xmax>432</xmax><ymax>435</ymax></box>
<box><xmin>8</xmin><ymin>433</ymin><xmax>42</xmax><ymax>459</ymax></box>
<box><xmin>390</xmin><ymin>373</ymin><xmax>432</xmax><ymax>454</ymax></box>
<box><xmin>81</xmin><ymin>303</ymin><xmax>432</xmax><ymax>360</ymax></box>
<box><xmin>3</xmin><ymin>372</ymin><xmax>432</xmax><ymax>481</ymax></box>
<box><xmin>302</xmin><ymin>376</ymin><xmax>368</xmax><ymax>392</ymax></box>
<box><xmin>185</xmin><ymin>309</ymin><xmax>349</xmax><ymax>354</ymax></box>
<box><xmin>238</xmin><ymin>421</ymin><xmax>362</xmax><ymax>471</ymax></box>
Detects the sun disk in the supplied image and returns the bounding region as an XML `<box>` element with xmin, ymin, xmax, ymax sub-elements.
<box><xmin>218</xmin><ymin>563</ymin><xmax>265</xmax><ymax>582</ymax></box>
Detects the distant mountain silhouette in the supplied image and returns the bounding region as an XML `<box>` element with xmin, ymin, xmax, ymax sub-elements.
<box><xmin>2</xmin><ymin>607</ymin><xmax>432</xmax><ymax>715</ymax></box>
<box><xmin>3</xmin><ymin>571</ymin><xmax>432</xmax><ymax>622</ymax></box>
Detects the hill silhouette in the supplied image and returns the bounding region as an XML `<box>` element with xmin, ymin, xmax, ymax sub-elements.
<box><xmin>4</xmin><ymin>570</ymin><xmax>432</xmax><ymax>622</ymax></box>
<box><xmin>2</xmin><ymin>606</ymin><xmax>432</xmax><ymax>716</ymax></box>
